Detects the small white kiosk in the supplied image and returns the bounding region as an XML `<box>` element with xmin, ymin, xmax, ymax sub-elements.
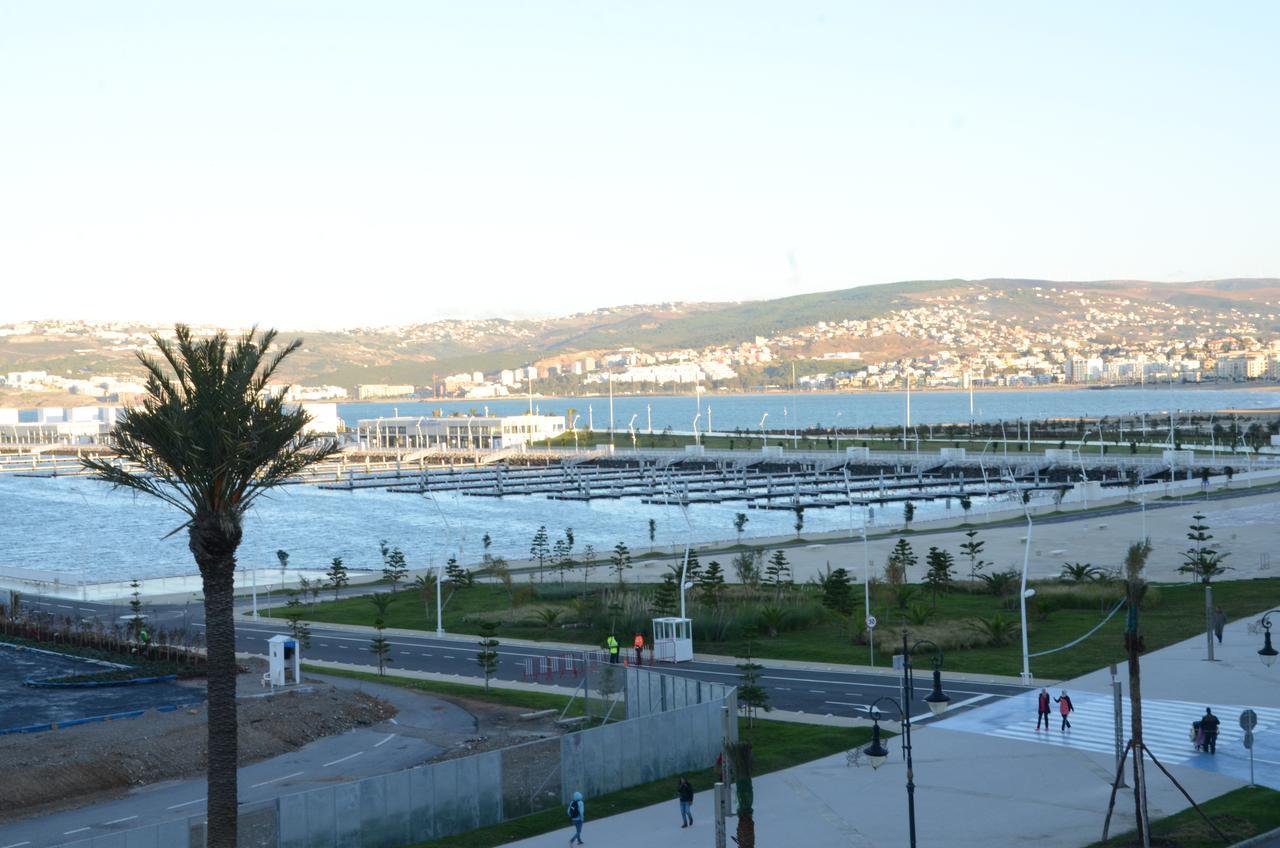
<box><xmin>264</xmin><ymin>634</ymin><xmax>301</xmax><ymax>688</ymax></box>
<box><xmin>652</xmin><ymin>617</ymin><xmax>693</xmax><ymax>663</ymax></box>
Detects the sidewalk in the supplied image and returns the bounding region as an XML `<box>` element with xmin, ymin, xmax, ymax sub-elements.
<box><xmin>506</xmin><ymin>610</ymin><xmax>1280</xmax><ymax>848</ymax></box>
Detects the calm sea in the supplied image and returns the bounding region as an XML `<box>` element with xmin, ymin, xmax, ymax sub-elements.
<box><xmin>2</xmin><ymin>386</ymin><xmax>1273</xmax><ymax>582</ymax></box>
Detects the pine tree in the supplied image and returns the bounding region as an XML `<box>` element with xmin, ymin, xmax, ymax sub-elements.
<box><xmin>283</xmin><ymin>592</ymin><xmax>311</xmax><ymax>649</ymax></box>
<box><xmin>1178</xmin><ymin>513</ymin><xmax>1231</xmax><ymax>583</ymax></box>
<box><xmin>821</xmin><ymin>566</ymin><xmax>854</xmax><ymax>615</ymax></box>
<box><xmin>381</xmin><ymin>544</ymin><xmax>408</xmax><ymax>590</ymax></box>
<box><xmin>736</xmin><ymin>651</ymin><xmax>771</xmax><ymax>727</ymax></box>
<box><xmin>924</xmin><ymin>547</ymin><xmax>955</xmax><ymax>607</ymax></box>
<box><xmin>652</xmin><ymin>573</ymin><xmax>679</xmax><ymax>617</ymax></box>
<box><xmin>648</xmin><ymin>518</ymin><xmax>657</xmax><ymax>551</ymax></box>
<box><xmin>764</xmin><ymin>550</ymin><xmax>792</xmax><ymax>600</ymax></box>
<box><xmin>481</xmin><ymin>533</ymin><xmax>493</xmax><ymax>564</ymax></box>
<box><xmin>733</xmin><ymin>512</ymin><xmax>749</xmax><ymax>543</ymax></box>
<box><xmin>698</xmin><ymin>561</ymin><xmax>726</xmax><ymax>607</ymax></box>
<box><xmin>884</xmin><ymin>538</ymin><xmax>916</xmax><ymax>586</ymax></box>
<box><xmin>445</xmin><ymin>554</ymin><xmax>472</xmax><ymax>587</ymax></box>
<box><xmin>610</xmin><ymin>542</ymin><xmax>632</xmax><ymax>586</ymax></box>
<box><xmin>903</xmin><ymin>500</ymin><xmax>916</xmax><ymax>529</ymax></box>
<box><xmin>581</xmin><ymin>543</ymin><xmax>596</xmax><ymax>583</ymax></box>
<box><xmin>326</xmin><ymin>556</ymin><xmax>349</xmax><ymax>600</ymax></box>
<box><xmin>128</xmin><ymin>578</ymin><xmax>145</xmax><ymax>639</ymax></box>
<box><xmin>475</xmin><ymin>621</ymin><xmax>500</xmax><ymax>693</ymax></box>
<box><xmin>530</xmin><ymin>525</ymin><xmax>550</xmax><ymax>581</ymax></box>
<box><xmin>793</xmin><ymin>505</ymin><xmax>805</xmax><ymax>536</ymax></box>
<box><xmin>959</xmin><ymin>528</ymin><xmax>988</xmax><ymax>581</ymax></box>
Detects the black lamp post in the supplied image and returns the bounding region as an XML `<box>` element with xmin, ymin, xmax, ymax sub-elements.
<box><xmin>862</xmin><ymin>631</ymin><xmax>950</xmax><ymax>847</ymax></box>
<box><xmin>1259</xmin><ymin>610</ymin><xmax>1280</xmax><ymax>668</ymax></box>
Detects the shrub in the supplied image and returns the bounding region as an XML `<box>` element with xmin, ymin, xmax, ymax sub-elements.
<box><xmin>968</xmin><ymin>612</ymin><xmax>1019</xmax><ymax>647</ymax></box>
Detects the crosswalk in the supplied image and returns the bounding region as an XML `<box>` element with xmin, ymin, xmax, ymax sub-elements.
<box><xmin>933</xmin><ymin>688</ymin><xmax>1280</xmax><ymax>789</ymax></box>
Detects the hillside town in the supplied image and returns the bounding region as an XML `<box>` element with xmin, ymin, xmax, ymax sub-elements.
<box><xmin>4</xmin><ymin>284</ymin><xmax>1280</xmax><ymax>403</ymax></box>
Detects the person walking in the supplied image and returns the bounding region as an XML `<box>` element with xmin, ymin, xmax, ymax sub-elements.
<box><xmin>677</xmin><ymin>776</ymin><xmax>694</xmax><ymax>828</ymax></box>
<box><xmin>1054</xmin><ymin>690</ymin><xmax>1074</xmax><ymax>730</ymax></box>
<box><xmin>1036</xmin><ymin>688</ymin><xmax>1052</xmax><ymax>731</ymax></box>
<box><xmin>567</xmin><ymin>790</ymin><xmax>585</xmax><ymax>844</ymax></box>
<box><xmin>634</xmin><ymin>632</ymin><xmax>645</xmax><ymax>666</ymax></box>
<box><xmin>1200</xmin><ymin>708</ymin><xmax>1221</xmax><ymax>754</ymax></box>
<box><xmin>607</xmin><ymin>635</ymin><xmax>619</xmax><ymax>664</ymax></box>
<box><xmin>1213</xmin><ymin>606</ymin><xmax>1227</xmax><ymax>644</ymax></box>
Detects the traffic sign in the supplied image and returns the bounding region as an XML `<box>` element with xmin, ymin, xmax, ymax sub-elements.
<box><xmin>1244</xmin><ymin>730</ymin><xmax>1254</xmax><ymax>750</ymax></box>
<box><xmin>866</xmin><ymin>615</ymin><xmax>878</xmax><ymax>630</ymax></box>
<box><xmin>1240</xmin><ymin>709</ymin><xmax>1258</xmax><ymax>731</ymax></box>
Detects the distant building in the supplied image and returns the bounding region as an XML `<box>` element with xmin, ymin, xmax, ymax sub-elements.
<box><xmin>1215</xmin><ymin>354</ymin><xmax>1266</xmax><ymax>380</ymax></box>
<box><xmin>354</xmin><ymin>413</ymin><xmax>565</xmax><ymax>451</ymax></box>
<box><xmin>355</xmin><ymin>384</ymin><xmax>415</xmax><ymax>400</ymax></box>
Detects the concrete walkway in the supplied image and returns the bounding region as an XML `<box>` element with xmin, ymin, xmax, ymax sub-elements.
<box><xmin>507</xmin><ymin>608</ymin><xmax>1280</xmax><ymax>848</ymax></box>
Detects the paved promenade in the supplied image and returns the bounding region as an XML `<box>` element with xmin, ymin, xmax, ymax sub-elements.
<box><xmin>508</xmin><ymin>609</ymin><xmax>1280</xmax><ymax>848</ymax></box>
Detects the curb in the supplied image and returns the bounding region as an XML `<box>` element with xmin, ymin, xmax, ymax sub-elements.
<box><xmin>0</xmin><ymin>702</ymin><xmax>189</xmax><ymax>736</ymax></box>
<box><xmin>1232</xmin><ymin>824</ymin><xmax>1280</xmax><ymax>848</ymax></box>
<box><xmin>23</xmin><ymin>673</ymin><xmax>178</xmax><ymax>688</ymax></box>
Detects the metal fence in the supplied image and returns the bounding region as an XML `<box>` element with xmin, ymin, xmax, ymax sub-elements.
<box><xmin>60</xmin><ymin>666</ymin><xmax>735</xmax><ymax>848</ymax></box>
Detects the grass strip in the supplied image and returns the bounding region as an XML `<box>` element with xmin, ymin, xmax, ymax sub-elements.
<box><xmin>1088</xmin><ymin>785</ymin><xmax>1280</xmax><ymax>847</ymax></box>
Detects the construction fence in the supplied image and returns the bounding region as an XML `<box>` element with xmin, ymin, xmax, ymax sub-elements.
<box><xmin>59</xmin><ymin>666</ymin><xmax>736</xmax><ymax>848</ymax></box>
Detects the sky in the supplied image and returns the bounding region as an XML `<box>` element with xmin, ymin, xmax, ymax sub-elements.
<box><xmin>2</xmin><ymin>2</ymin><xmax>1278</xmax><ymax>328</ymax></box>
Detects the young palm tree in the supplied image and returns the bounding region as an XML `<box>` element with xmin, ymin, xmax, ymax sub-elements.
<box><xmin>82</xmin><ymin>325</ymin><xmax>338</xmax><ymax>848</ymax></box>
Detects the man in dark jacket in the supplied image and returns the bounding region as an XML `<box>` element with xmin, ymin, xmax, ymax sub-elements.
<box><xmin>677</xmin><ymin>776</ymin><xmax>694</xmax><ymax>827</ymax></box>
<box><xmin>1200</xmin><ymin>708</ymin><xmax>1221</xmax><ymax>754</ymax></box>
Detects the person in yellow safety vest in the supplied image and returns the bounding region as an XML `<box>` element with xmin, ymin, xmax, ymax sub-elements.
<box><xmin>633</xmin><ymin>632</ymin><xmax>645</xmax><ymax>666</ymax></box>
<box><xmin>607</xmin><ymin>635</ymin><xmax>619</xmax><ymax>664</ymax></box>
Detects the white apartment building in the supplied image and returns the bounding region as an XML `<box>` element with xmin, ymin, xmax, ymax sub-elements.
<box><xmin>353</xmin><ymin>413</ymin><xmax>565</xmax><ymax>451</ymax></box>
<box><xmin>355</xmin><ymin>384</ymin><xmax>416</xmax><ymax>400</ymax></box>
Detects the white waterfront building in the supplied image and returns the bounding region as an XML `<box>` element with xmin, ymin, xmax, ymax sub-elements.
<box><xmin>354</xmin><ymin>413</ymin><xmax>565</xmax><ymax>451</ymax></box>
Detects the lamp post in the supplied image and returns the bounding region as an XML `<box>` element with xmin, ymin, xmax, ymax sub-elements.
<box><xmin>629</xmin><ymin>414</ymin><xmax>638</xmax><ymax>451</ymax></box>
<box><xmin>570</xmin><ymin>415</ymin><xmax>580</xmax><ymax>453</ymax></box>
<box><xmin>759</xmin><ymin>413</ymin><xmax>769</xmax><ymax>450</ymax></box>
<box><xmin>1258</xmin><ymin>610</ymin><xmax>1280</xmax><ymax>667</ymax></box>
<box><xmin>863</xmin><ymin>632</ymin><xmax>951</xmax><ymax>848</ymax></box>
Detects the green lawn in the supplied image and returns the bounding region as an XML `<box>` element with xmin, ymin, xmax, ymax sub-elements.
<box><xmin>1089</xmin><ymin>785</ymin><xmax>1280</xmax><ymax>847</ymax></box>
<box><xmin>276</xmin><ymin>576</ymin><xmax>1280</xmax><ymax>682</ymax></box>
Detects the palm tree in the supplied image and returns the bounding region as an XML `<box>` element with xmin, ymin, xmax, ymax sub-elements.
<box><xmin>82</xmin><ymin>325</ymin><xmax>337</xmax><ymax>848</ymax></box>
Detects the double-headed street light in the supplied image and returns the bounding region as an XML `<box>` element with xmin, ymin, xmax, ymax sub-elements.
<box><xmin>1259</xmin><ymin>610</ymin><xmax>1280</xmax><ymax>668</ymax></box>
<box><xmin>863</xmin><ymin>631</ymin><xmax>951</xmax><ymax>848</ymax></box>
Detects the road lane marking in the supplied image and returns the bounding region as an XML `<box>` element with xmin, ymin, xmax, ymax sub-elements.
<box><xmin>389</xmin><ymin>717</ymin><xmax>399</xmax><ymax>725</ymax></box>
<box><xmin>250</xmin><ymin>770</ymin><xmax>304</xmax><ymax>788</ymax></box>
<box><xmin>63</xmin><ymin>828</ymin><xmax>90</xmax><ymax>836</ymax></box>
<box><xmin>3</xmin><ymin>840</ymin><xmax>33</xmax><ymax>847</ymax></box>
<box><xmin>104</xmin><ymin>816</ymin><xmax>138</xmax><ymax>825</ymax></box>
<box><xmin>374</xmin><ymin>733</ymin><xmax>396</xmax><ymax>748</ymax></box>
<box><xmin>809</xmin><ymin>689</ymin><xmax>826</xmax><ymax>694</ymax></box>
<box><xmin>323</xmin><ymin>751</ymin><xmax>363</xmax><ymax>767</ymax></box>
<box><xmin>444</xmin><ymin>655</ymin><xmax>456</xmax><ymax>659</ymax></box>
<box><xmin>167</xmin><ymin>798</ymin><xmax>206</xmax><ymax>810</ymax></box>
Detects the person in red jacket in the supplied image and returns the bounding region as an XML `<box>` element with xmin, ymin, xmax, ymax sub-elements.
<box><xmin>1036</xmin><ymin>688</ymin><xmax>1052</xmax><ymax>731</ymax></box>
<box><xmin>1054</xmin><ymin>690</ymin><xmax>1074</xmax><ymax>730</ymax></box>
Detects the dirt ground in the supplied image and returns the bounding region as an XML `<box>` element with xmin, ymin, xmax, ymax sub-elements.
<box><xmin>0</xmin><ymin>668</ymin><xmax>395</xmax><ymax>823</ymax></box>
<box><xmin>0</xmin><ymin>666</ymin><xmax>579</xmax><ymax>824</ymax></box>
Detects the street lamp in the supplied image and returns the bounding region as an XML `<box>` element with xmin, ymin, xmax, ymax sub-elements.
<box><xmin>759</xmin><ymin>413</ymin><xmax>769</xmax><ymax>449</ymax></box>
<box><xmin>1259</xmin><ymin>610</ymin><xmax>1280</xmax><ymax>668</ymax></box>
<box><xmin>693</xmin><ymin>414</ymin><xmax>702</xmax><ymax>447</ymax></box>
<box><xmin>570</xmin><ymin>415</ymin><xmax>581</xmax><ymax>453</ymax></box>
<box><xmin>862</xmin><ymin>632</ymin><xmax>951</xmax><ymax>848</ymax></box>
<box><xmin>629</xmin><ymin>414</ymin><xmax>638</xmax><ymax>451</ymax></box>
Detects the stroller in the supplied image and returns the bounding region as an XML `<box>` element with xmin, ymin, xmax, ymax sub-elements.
<box><xmin>1191</xmin><ymin>720</ymin><xmax>1207</xmax><ymax>752</ymax></box>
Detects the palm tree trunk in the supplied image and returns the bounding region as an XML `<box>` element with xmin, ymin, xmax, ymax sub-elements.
<box><xmin>200</xmin><ymin>558</ymin><xmax>239</xmax><ymax>848</ymax></box>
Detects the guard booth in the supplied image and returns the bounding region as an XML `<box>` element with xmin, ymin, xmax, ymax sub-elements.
<box><xmin>264</xmin><ymin>634</ymin><xmax>301</xmax><ymax>687</ymax></box>
<box><xmin>652</xmin><ymin>616</ymin><xmax>693</xmax><ymax>663</ymax></box>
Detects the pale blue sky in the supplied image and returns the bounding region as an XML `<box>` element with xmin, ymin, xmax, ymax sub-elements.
<box><xmin>2</xmin><ymin>2</ymin><xmax>1277</xmax><ymax>327</ymax></box>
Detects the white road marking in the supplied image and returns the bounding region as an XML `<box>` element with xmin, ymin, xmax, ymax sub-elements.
<box><xmin>63</xmin><ymin>828</ymin><xmax>90</xmax><ymax>836</ymax></box>
<box><xmin>809</xmin><ymin>689</ymin><xmax>826</xmax><ymax>694</ymax></box>
<box><xmin>374</xmin><ymin>733</ymin><xmax>396</xmax><ymax>748</ymax></box>
<box><xmin>444</xmin><ymin>655</ymin><xmax>456</xmax><ymax>659</ymax></box>
<box><xmin>388</xmin><ymin>717</ymin><xmax>399</xmax><ymax>725</ymax></box>
<box><xmin>167</xmin><ymin>798</ymin><xmax>206</xmax><ymax>810</ymax></box>
<box><xmin>250</xmin><ymin>770</ymin><xmax>304</xmax><ymax>788</ymax></box>
<box><xmin>420</xmin><ymin>653</ymin><xmax>431</xmax><ymax>657</ymax></box>
<box><xmin>3</xmin><ymin>840</ymin><xmax>33</xmax><ymax>847</ymax></box>
<box><xmin>323</xmin><ymin>751</ymin><xmax>363</xmax><ymax>768</ymax></box>
<box><xmin>104</xmin><ymin>816</ymin><xmax>138</xmax><ymax>825</ymax></box>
